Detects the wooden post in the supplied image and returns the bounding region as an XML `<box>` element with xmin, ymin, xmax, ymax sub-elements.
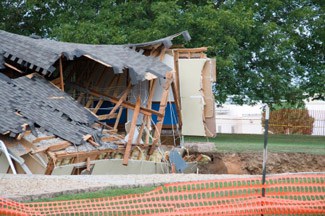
<box><xmin>123</xmin><ymin>96</ymin><xmax>141</xmax><ymax>165</ymax></box>
<box><xmin>148</xmin><ymin>72</ymin><xmax>173</xmax><ymax>155</ymax></box>
<box><xmin>145</xmin><ymin>79</ymin><xmax>157</xmax><ymax>144</ymax></box>
<box><xmin>59</xmin><ymin>56</ymin><xmax>65</xmax><ymax>91</ymax></box>
<box><xmin>171</xmin><ymin>81</ymin><xmax>182</xmax><ymax>128</ymax></box>
<box><xmin>114</xmin><ymin>106</ymin><xmax>124</xmax><ymax>131</ymax></box>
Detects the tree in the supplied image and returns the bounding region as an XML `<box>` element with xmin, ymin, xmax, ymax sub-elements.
<box><xmin>1</xmin><ymin>0</ymin><xmax>323</xmax><ymax>105</ymax></box>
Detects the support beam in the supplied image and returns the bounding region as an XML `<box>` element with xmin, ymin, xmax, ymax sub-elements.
<box><xmin>123</xmin><ymin>96</ymin><xmax>141</xmax><ymax>165</ymax></box>
<box><xmin>145</xmin><ymin>79</ymin><xmax>157</xmax><ymax>145</ymax></box>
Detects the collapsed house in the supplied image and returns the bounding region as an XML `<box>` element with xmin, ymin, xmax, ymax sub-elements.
<box><xmin>0</xmin><ymin>30</ymin><xmax>216</xmax><ymax>175</ymax></box>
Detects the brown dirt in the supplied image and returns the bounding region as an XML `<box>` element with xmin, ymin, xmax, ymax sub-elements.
<box><xmin>198</xmin><ymin>152</ymin><xmax>325</xmax><ymax>175</ymax></box>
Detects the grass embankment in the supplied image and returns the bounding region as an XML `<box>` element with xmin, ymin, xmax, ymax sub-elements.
<box><xmin>30</xmin><ymin>186</ymin><xmax>156</xmax><ymax>202</ymax></box>
<box><xmin>185</xmin><ymin>134</ymin><xmax>325</xmax><ymax>155</ymax></box>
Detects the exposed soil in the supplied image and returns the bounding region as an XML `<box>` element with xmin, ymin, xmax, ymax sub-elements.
<box><xmin>198</xmin><ymin>152</ymin><xmax>325</xmax><ymax>175</ymax></box>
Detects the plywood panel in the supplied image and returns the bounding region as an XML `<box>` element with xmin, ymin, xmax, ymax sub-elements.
<box><xmin>92</xmin><ymin>159</ymin><xmax>169</xmax><ymax>175</ymax></box>
<box><xmin>178</xmin><ymin>59</ymin><xmax>207</xmax><ymax>136</ymax></box>
<box><xmin>52</xmin><ymin>165</ymin><xmax>74</xmax><ymax>175</ymax></box>
<box><xmin>0</xmin><ymin>153</ymin><xmax>10</xmax><ymax>173</ymax></box>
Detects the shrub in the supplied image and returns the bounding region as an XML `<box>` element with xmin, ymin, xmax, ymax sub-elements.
<box><xmin>262</xmin><ymin>109</ymin><xmax>314</xmax><ymax>135</ymax></box>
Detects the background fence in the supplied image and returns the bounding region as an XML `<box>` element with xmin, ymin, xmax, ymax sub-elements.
<box><xmin>1</xmin><ymin>173</ymin><xmax>324</xmax><ymax>215</ymax></box>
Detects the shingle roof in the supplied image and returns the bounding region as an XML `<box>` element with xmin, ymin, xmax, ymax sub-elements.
<box><xmin>0</xmin><ymin>73</ymin><xmax>99</xmax><ymax>145</ymax></box>
<box><xmin>0</xmin><ymin>30</ymin><xmax>173</xmax><ymax>83</ymax></box>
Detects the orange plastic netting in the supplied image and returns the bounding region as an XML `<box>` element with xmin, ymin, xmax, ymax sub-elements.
<box><xmin>1</xmin><ymin>173</ymin><xmax>324</xmax><ymax>215</ymax></box>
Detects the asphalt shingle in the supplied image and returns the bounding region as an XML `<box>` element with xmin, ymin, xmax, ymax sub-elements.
<box><xmin>0</xmin><ymin>74</ymin><xmax>99</xmax><ymax>145</ymax></box>
<box><xmin>0</xmin><ymin>30</ymin><xmax>172</xmax><ymax>83</ymax></box>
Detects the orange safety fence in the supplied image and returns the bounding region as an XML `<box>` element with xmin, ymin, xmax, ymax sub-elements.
<box><xmin>1</xmin><ymin>173</ymin><xmax>324</xmax><ymax>215</ymax></box>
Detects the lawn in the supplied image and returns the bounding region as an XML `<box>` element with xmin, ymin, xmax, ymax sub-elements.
<box><xmin>30</xmin><ymin>186</ymin><xmax>156</xmax><ymax>202</ymax></box>
<box><xmin>185</xmin><ymin>134</ymin><xmax>325</xmax><ymax>155</ymax></box>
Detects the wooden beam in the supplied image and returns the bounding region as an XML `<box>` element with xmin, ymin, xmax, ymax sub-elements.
<box><xmin>32</xmin><ymin>136</ymin><xmax>56</xmax><ymax>144</ymax></box>
<box><xmin>173</xmin><ymin>51</ymin><xmax>181</xmax><ymax>111</ymax></box>
<box><xmin>171</xmin><ymin>81</ymin><xmax>182</xmax><ymax>128</ymax></box>
<box><xmin>123</xmin><ymin>96</ymin><xmax>141</xmax><ymax>165</ymax></box>
<box><xmin>44</xmin><ymin>158</ymin><xmax>55</xmax><ymax>175</ymax></box>
<box><xmin>4</xmin><ymin>63</ymin><xmax>23</xmax><ymax>73</ymax></box>
<box><xmin>98</xmin><ymin>82</ymin><xmax>132</xmax><ymax>120</ymax></box>
<box><xmin>172</xmin><ymin>47</ymin><xmax>208</xmax><ymax>53</ymax></box>
<box><xmin>83</xmin><ymin>54</ymin><xmax>112</xmax><ymax>68</ymax></box>
<box><xmin>88</xmin><ymin>139</ymin><xmax>100</xmax><ymax>147</ymax></box>
<box><xmin>148</xmin><ymin>72</ymin><xmax>173</xmax><ymax>155</ymax></box>
<box><xmin>114</xmin><ymin>107</ymin><xmax>124</xmax><ymax>131</ymax></box>
<box><xmin>70</xmin><ymin>83</ymin><xmax>163</xmax><ymax>117</ymax></box>
<box><xmin>59</xmin><ymin>56</ymin><xmax>65</xmax><ymax>91</ymax></box>
<box><xmin>145</xmin><ymin>79</ymin><xmax>157</xmax><ymax>144</ymax></box>
<box><xmin>86</xmin><ymin>157</ymin><xmax>91</xmax><ymax>171</ymax></box>
<box><xmin>32</xmin><ymin>141</ymin><xmax>71</xmax><ymax>154</ymax></box>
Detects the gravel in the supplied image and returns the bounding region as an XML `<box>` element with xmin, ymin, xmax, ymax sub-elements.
<box><xmin>0</xmin><ymin>173</ymin><xmax>255</xmax><ymax>201</ymax></box>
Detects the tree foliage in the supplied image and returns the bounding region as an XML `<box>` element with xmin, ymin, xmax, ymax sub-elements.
<box><xmin>1</xmin><ymin>0</ymin><xmax>323</xmax><ymax>105</ymax></box>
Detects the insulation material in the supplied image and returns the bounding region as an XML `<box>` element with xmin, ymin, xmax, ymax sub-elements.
<box><xmin>205</xmin><ymin>106</ymin><xmax>217</xmax><ymax>137</ymax></box>
<box><xmin>202</xmin><ymin>60</ymin><xmax>217</xmax><ymax>137</ymax></box>
<box><xmin>210</xmin><ymin>58</ymin><xmax>217</xmax><ymax>82</ymax></box>
<box><xmin>202</xmin><ymin>60</ymin><xmax>215</xmax><ymax>118</ymax></box>
<box><xmin>178</xmin><ymin>59</ymin><xmax>207</xmax><ymax>136</ymax></box>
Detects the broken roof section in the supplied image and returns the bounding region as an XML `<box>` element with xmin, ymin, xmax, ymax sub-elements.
<box><xmin>0</xmin><ymin>30</ymin><xmax>191</xmax><ymax>83</ymax></box>
<box><xmin>128</xmin><ymin>31</ymin><xmax>191</xmax><ymax>49</ymax></box>
<box><xmin>0</xmin><ymin>73</ymin><xmax>100</xmax><ymax>145</ymax></box>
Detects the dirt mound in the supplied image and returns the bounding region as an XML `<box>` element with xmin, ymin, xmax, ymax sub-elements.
<box><xmin>198</xmin><ymin>152</ymin><xmax>325</xmax><ymax>175</ymax></box>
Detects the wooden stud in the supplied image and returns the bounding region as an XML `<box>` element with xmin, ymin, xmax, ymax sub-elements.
<box><xmin>114</xmin><ymin>107</ymin><xmax>124</xmax><ymax>131</ymax></box>
<box><xmin>171</xmin><ymin>81</ymin><xmax>182</xmax><ymax>128</ymax></box>
<box><xmin>86</xmin><ymin>157</ymin><xmax>91</xmax><ymax>172</ymax></box>
<box><xmin>44</xmin><ymin>158</ymin><xmax>55</xmax><ymax>175</ymax></box>
<box><xmin>148</xmin><ymin>72</ymin><xmax>173</xmax><ymax>155</ymax></box>
<box><xmin>123</xmin><ymin>96</ymin><xmax>141</xmax><ymax>165</ymax></box>
<box><xmin>59</xmin><ymin>56</ymin><xmax>65</xmax><ymax>91</ymax></box>
<box><xmin>145</xmin><ymin>79</ymin><xmax>157</xmax><ymax>144</ymax></box>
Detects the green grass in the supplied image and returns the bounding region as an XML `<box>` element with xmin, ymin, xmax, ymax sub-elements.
<box><xmin>185</xmin><ymin>134</ymin><xmax>325</xmax><ymax>155</ymax></box>
<box><xmin>29</xmin><ymin>186</ymin><xmax>156</xmax><ymax>202</ymax></box>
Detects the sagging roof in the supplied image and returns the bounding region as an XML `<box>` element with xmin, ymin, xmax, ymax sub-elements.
<box><xmin>0</xmin><ymin>30</ymin><xmax>188</xmax><ymax>83</ymax></box>
<box><xmin>0</xmin><ymin>73</ymin><xmax>101</xmax><ymax>145</ymax></box>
